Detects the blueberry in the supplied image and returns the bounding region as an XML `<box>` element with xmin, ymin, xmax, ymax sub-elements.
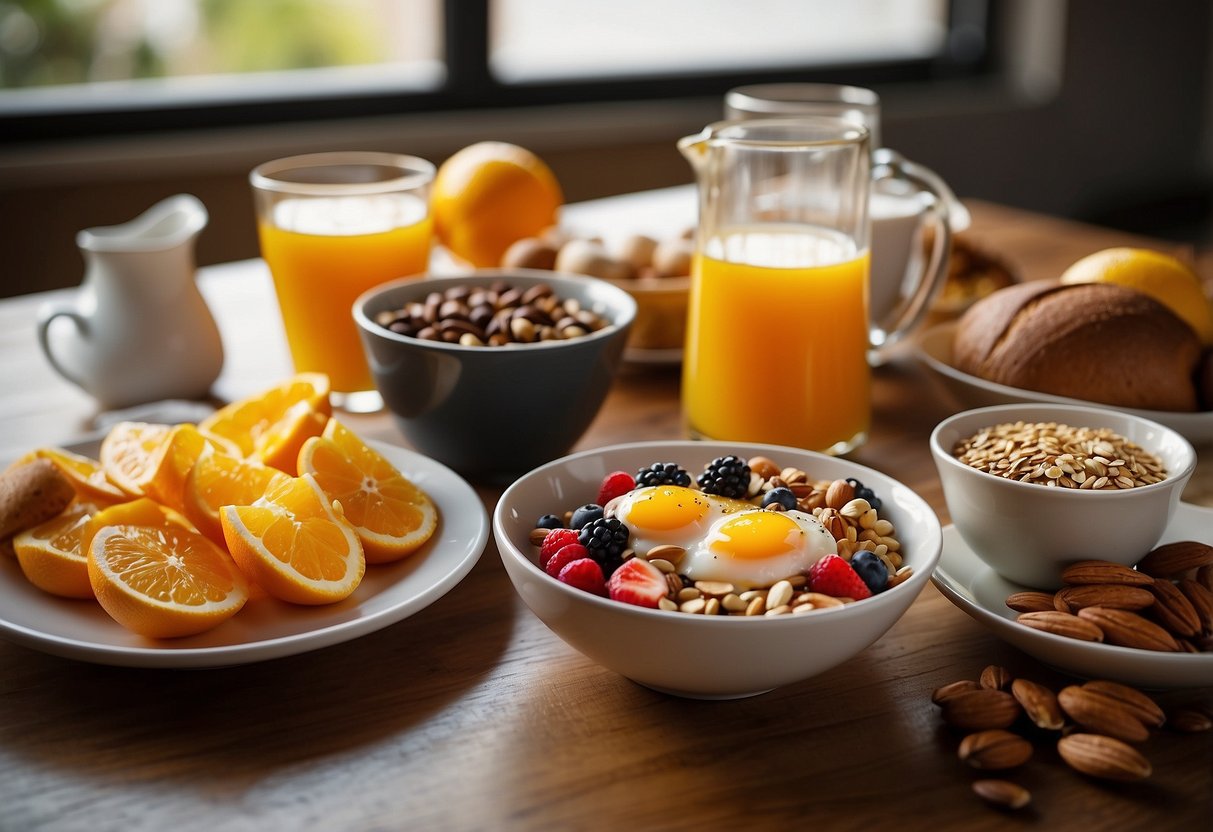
<box><xmin>850</xmin><ymin>551</ymin><xmax>888</xmax><ymax>594</ymax></box>
<box><xmin>570</xmin><ymin>503</ymin><xmax>604</xmax><ymax>530</ymax></box>
<box><xmin>761</xmin><ymin>487</ymin><xmax>797</xmax><ymax>511</ymax></box>
<box><xmin>535</xmin><ymin>513</ymin><xmax>564</xmax><ymax>530</ymax></box>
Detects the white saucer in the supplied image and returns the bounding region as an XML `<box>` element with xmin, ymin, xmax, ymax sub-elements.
<box><xmin>0</xmin><ymin>439</ymin><xmax>488</xmax><ymax>668</ymax></box>
<box><xmin>916</xmin><ymin>321</ymin><xmax>1213</xmax><ymax>445</ymax></box>
<box><xmin>932</xmin><ymin>502</ymin><xmax>1213</xmax><ymax>689</ymax></box>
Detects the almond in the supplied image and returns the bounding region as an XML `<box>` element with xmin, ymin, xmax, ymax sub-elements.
<box><xmin>1177</xmin><ymin>578</ymin><xmax>1213</xmax><ymax>633</ymax></box>
<box><xmin>1060</xmin><ymin>560</ymin><xmax>1154</xmax><ymax>587</ymax></box>
<box><xmin>1057</xmin><ymin>685</ymin><xmax>1150</xmax><ymax>743</ymax></box>
<box><xmin>747</xmin><ymin>456</ymin><xmax>781</xmax><ymax>480</ymax></box>
<box><xmin>972</xmin><ymin>779</ymin><xmax>1031</xmax><ymax>810</ymax></box>
<box><xmin>958</xmin><ymin>729</ymin><xmax>1033</xmax><ymax>769</ymax></box>
<box><xmin>1011</xmin><ymin>678</ymin><xmax>1065</xmax><ymax>730</ymax></box>
<box><xmin>824</xmin><ymin>479</ymin><xmax>855</xmax><ymax>510</ymax></box>
<box><xmin>1016</xmin><ymin>610</ymin><xmax>1104</xmax><ymax>642</ymax></box>
<box><xmin>931</xmin><ymin>679</ymin><xmax>982</xmax><ymax>706</ymax></box>
<box><xmin>979</xmin><ymin>664</ymin><xmax>1013</xmax><ymax>691</ymax></box>
<box><xmin>1055</xmin><ymin>584</ymin><xmax>1154</xmax><ymax>612</ymax></box>
<box><xmin>1197</xmin><ymin>564</ymin><xmax>1213</xmax><ymax>592</ymax></box>
<box><xmin>1057</xmin><ymin>733</ymin><xmax>1152</xmax><ymax>781</ymax></box>
<box><xmin>1167</xmin><ymin>707</ymin><xmax>1212</xmax><ymax>733</ymax></box>
<box><xmin>1005</xmin><ymin>591</ymin><xmax>1057</xmax><ymax>613</ymax></box>
<box><xmin>1082</xmin><ymin>680</ymin><xmax>1166</xmax><ymax>728</ymax></box>
<box><xmin>941</xmin><ymin>689</ymin><xmax>1021</xmax><ymax>731</ymax></box>
<box><xmin>1137</xmin><ymin>540</ymin><xmax>1213</xmax><ymax>578</ymax></box>
<box><xmin>1147</xmin><ymin>580</ymin><xmax>1202</xmax><ymax>638</ymax></box>
<box><xmin>1076</xmin><ymin>607</ymin><xmax>1180</xmax><ymax>652</ymax></box>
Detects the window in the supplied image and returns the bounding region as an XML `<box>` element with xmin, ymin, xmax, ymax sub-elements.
<box><xmin>1</xmin><ymin>0</ymin><xmax>993</xmax><ymax>142</ymax></box>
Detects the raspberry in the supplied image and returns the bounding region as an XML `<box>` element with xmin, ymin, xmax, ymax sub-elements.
<box><xmin>557</xmin><ymin>557</ymin><xmax>606</xmax><ymax>595</ymax></box>
<box><xmin>698</xmin><ymin>455</ymin><xmax>750</xmax><ymax>499</ymax></box>
<box><xmin>597</xmin><ymin>471</ymin><xmax>636</xmax><ymax>505</ymax></box>
<box><xmin>607</xmin><ymin>557</ymin><xmax>667</xmax><ymax>608</ymax></box>
<box><xmin>538</xmin><ymin>528</ymin><xmax>579</xmax><ymax>570</ymax></box>
<box><xmin>807</xmin><ymin>554</ymin><xmax>872</xmax><ymax>601</ymax></box>
<box><xmin>545</xmin><ymin>543</ymin><xmax>590</xmax><ymax>577</ymax></box>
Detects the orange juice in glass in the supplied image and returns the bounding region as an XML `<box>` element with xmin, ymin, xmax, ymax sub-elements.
<box><xmin>683</xmin><ymin>226</ymin><xmax>870</xmax><ymax>451</ymax></box>
<box><xmin>251</xmin><ymin>152</ymin><xmax>435</xmax><ymax>411</ymax></box>
<box><xmin>678</xmin><ymin>117</ymin><xmax>873</xmax><ymax>453</ymax></box>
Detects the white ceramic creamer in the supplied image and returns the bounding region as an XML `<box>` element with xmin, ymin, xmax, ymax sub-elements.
<box><xmin>37</xmin><ymin>194</ymin><xmax>224</xmax><ymax>409</ymax></box>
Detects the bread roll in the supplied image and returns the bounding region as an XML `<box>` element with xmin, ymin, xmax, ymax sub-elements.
<box><xmin>953</xmin><ymin>281</ymin><xmax>1202</xmax><ymax>412</ymax></box>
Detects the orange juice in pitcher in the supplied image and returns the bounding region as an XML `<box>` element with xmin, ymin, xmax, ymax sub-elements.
<box><xmin>682</xmin><ymin>225</ymin><xmax>870</xmax><ymax>452</ymax></box>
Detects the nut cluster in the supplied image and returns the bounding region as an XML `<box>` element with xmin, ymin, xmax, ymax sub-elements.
<box><xmin>932</xmin><ymin>665</ymin><xmax>1211</xmax><ymax>811</ymax></box>
<box><xmin>374</xmin><ymin>281</ymin><xmax>611</xmax><ymax>347</ymax></box>
<box><xmin>1008</xmin><ymin>543</ymin><xmax>1213</xmax><ymax>652</ymax></box>
<box><xmin>952</xmin><ymin>421</ymin><xmax>1167</xmax><ymax>489</ymax></box>
<box><xmin>502</xmin><ymin>227</ymin><xmax>694</xmax><ymax>282</ymax></box>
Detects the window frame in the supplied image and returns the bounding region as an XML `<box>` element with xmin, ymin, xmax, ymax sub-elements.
<box><xmin>0</xmin><ymin>0</ymin><xmax>999</xmax><ymax>145</ymax></box>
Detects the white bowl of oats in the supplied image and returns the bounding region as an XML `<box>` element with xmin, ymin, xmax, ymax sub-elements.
<box><xmin>930</xmin><ymin>404</ymin><xmax>1197</xmax><ymax>589</ymax></box>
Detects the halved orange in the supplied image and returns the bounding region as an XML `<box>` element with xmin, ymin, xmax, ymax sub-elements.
<box><xmin>88</xmin><ymin>517</ymin><xmax>248</xmax><ymax>639</ymax></box>
<box><xmin>199</xmin><ymin>374</ymin><xmax>332</xmax><ymax>474</ymax></box>
<box><xmin>220</xmin><ymin>473</ymin><xmax>364</xmax><ymax>605</ymax></box>
<box><xmin>183</xmin><ymin>447</ymin><xmax>288</xmax><ymax>545</ymax></box>
<box><xmin>298</xmin><ymin>420</ymin><xmax>438</xmax><ymax>563</ymax></box>
<box><xmin>13</xmin><ymin>502</ymin><xmax>98</xmax><ymax>599</ymax></box>
<box><xmin>99</xmin><ymin>422</ymin><xmax>172</xmax><ymax>497</ymax></box>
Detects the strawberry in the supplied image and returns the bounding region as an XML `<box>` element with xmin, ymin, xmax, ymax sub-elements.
<box><xmin>539</xmin><ymin>528</ymin><xmax>579</xmax><ymax>570</ymax></box>
<box><xmin>607</xmin><ymin>557</ymin><xmax>668</xmax><ymax>608</ymax></box>
<box><xmin>597</xmin><ymin>470</ymin><xmax>636</xmax><ymax>506</ymax></box>
<box><xmin>557</xmin><ymin>557</ymin><xmax>606</xmax><ymax>595</ymax></box>
<box><xmin>545</xmin><ymin>542</ymin><xmax>589</xmax><ymax>578</ymax></box>
<box><xmin>807</xmin><ymin>554</ymin><xmax>872</xmax><ymax>601</ymax></box>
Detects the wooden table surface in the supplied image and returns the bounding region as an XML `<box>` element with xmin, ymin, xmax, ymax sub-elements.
<box><xmin>1</xmin><ymin>194</ymin><xmax>1210</xmax><ymax>831</ymax></box>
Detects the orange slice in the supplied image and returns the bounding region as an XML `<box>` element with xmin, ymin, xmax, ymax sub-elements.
<box><xmin>87</xmin><ymin>514</ymin><xmax>248</xmax><ymax>639</ymax></box>
<box><xmin>141</xmin><ymin>424</ymin><xmax>241</xmax><ymax>513</ymax></box>
<box><xmin>183</xmin><ymin>448</ymin><xmax>288</xmax><ymax>545</ymax></box>
<box><xmin>220</xmin><ymin>473</ymin><xmax>364</xmax><ymax>605</ymax></box>
<box><xmin>298</xmin><ymin>420</ymin><xmax>438</xmax><ymax>563</ymax></box>
<box><xmin>199</xmin><ymin>374</ymin><xmax>332</xmax><ymax>474</ymax></box>
<box><xmin>18</xmin><ymin>448</ymin><xmax>128</xmax><ymax>505</ymax></box>
<box><xmin>99</xmin><ymin>422</ymin><xmax>172</xmax><ymax>497</ymax></box>
<box><xmin>13</xmin><ymin>503</ymin><xmax>98</xmax><ymax>599</ymax></box>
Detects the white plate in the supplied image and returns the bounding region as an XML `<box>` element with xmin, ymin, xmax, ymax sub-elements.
<box><xmin>931</xmin><ymin>502</ymin><xmax>1213</xmax><ymax>689</ymax></box>
<box><xmin>0</xmin><ymin>439</ymin><xmax>488</xmax><ymax>668</ymax></box>
<box><xmin>916</xmin><ymin>321</ymin><xmax>1213</xmax><ymax>445</ymax></box>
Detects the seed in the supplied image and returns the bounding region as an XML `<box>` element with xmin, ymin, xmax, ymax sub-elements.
<box><xmin>679</xmin><ymin>597</ymin><xmax>706</xmax><ymax>614</ymax></box>
<box><xmin>648</xmin><ymin>558</ymin><xmax>676</xmax><ymax>574</ymax></box>
<box><xmin>745</xmin><ymin>596</ymin><xmax>766</xmax><ymax>616</ymax></box>
<box><xmin>767</xmin><ymin>580</ymin><xmax>793</xmax><ymax>609</ymax></box>
<box><xmin>695</xmin><ymin>580</ymin><xmax>735</xmax><ymax>597</ymax></box>
<box><xmin>658</xmin><ymin>598</ymin><xmax>678</xmax><ymax>612</ymax></box>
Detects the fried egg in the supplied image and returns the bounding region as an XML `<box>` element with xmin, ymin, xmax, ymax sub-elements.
<box><xmin>681</xmin><ymin>508</ymin><xmax>836</xmax><ymax>589</ymax></box>
<box><xmin>609</xmin><ymin>485</ymin><xmax>836</xmax><ymax>589</ymax></box>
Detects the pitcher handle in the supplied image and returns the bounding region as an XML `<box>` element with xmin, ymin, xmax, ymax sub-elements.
<box><xmin>869</xmin><ymin>148</ymin><xmax>955</xmax><ymax>351</ymax></box>
<box><xmin>37</xmin><ymin>302</ymin><xmax>90</xmax><ymax>390</ymax></box>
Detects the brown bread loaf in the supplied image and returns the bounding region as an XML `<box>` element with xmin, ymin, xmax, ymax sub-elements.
<box><xmin>952</xmin><ymin>281</ymin><xmax>1201</xmax><ymax>412</ymax></box>
<box><xmin>0</xmin><ymin>458</ymin><xmax>75</xmax><ymax>540</ymax></box>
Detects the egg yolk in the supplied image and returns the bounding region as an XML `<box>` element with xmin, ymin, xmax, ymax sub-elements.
<box><xmin>708</xmin><ymin>511</ymin><xmax>803</xmax><ymax>560</ymax></box>
<box><xmin>621</xmin><ymin>486</ymin><xmax>712</xmax><ymax>531</ymax></box>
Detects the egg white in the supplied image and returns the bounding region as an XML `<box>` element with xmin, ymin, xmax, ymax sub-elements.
<box><xmin>680</xmin><ymin>508</ymin><xmax>836</xmax><ymax>589</ymax></box>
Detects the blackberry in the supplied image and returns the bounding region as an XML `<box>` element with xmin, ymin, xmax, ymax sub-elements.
<box><xmin>845</xmin><ymin>477</ymin><xmax>882</xmax><ymax>512</ymax></box>
<box><xmin>569</xmin><ymin>503</ymin><xmax>604</xmax><ymax>530</ymax></box>
<box><xmin>761</xmin><ymin>487</ymin><xmax>797</xmax><ymax>511</ymax></box>
<box><xmin>850</xmin><ymin>551</ymin><xmax>889</xmax><ymax>594</ymax></box>
<box><xmin>697</xmin><ymin>455</ymin><xmax>751</xmax><ymax>499</ymax></box>
<box><xmin>635</xmin><ymin>462</ymin><xmax>692</xmax><ymax>488</ymax></box>
<box><xmin>578</xmin><ymin>517</ymin><xmax>631</xmax><ymax>575</ymax></box>
<box><xmin>535</xmin><ymin>513</ymin><xmax>564</xmax><ymax>530</ymax></box>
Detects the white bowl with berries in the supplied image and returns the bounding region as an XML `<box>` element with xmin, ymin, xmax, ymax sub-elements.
<box><xmin>493</xmin><ymin>440</ymin><xmax>943</xmax><ymax>698</ymax></box>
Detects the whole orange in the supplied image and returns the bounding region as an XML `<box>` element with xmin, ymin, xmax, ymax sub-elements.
<box><xmin>431</xmin><ymin>142</ymin><xmax>563</xmax><ymax>267</ymax></box>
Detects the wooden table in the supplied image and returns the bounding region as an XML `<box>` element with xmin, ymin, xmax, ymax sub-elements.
<box><xmin>1</xmin><ymin>194</ymin><xmax>1210</xmax><ymax>831</ymax></box>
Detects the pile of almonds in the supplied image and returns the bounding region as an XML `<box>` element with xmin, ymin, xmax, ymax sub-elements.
<box><xmin>501</xmin><ymin>227</ymin><xmax>694</xmax><ymax>282</ymax></box>
<box><xmin>933</xmin><ymin>665</ymin><xmax>1211</xmax><ymax>810</ymax></box>
<box><xmin>1008</xmin><ymin>542</ymin><xmax>1213</xmax><ymax>652</ymax></box>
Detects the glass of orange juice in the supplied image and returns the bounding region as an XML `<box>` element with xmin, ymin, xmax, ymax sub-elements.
<box><xmin>678</xmin><ymin>118</ymin><xmax>874</xmax><ymax>454</ymax></box>
<box><xmin>250</xmin><ymin>152</ymin><xmax>435</xmax><ymax>412</ymax></box>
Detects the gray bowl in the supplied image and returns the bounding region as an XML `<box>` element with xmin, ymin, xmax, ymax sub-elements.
<box><xmin>354</xmin><ymin>270</ymin><xmax>636</xmax><ymax>480</ymax></box>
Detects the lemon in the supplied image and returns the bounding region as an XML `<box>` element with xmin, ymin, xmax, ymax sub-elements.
<box><xmin>431</xmin><ymin>142</ymin><xmax>563</xmax><ymax>267</ymax></box>
<box><xmin>1060</xmin><ymin>247</ymin><xmax>1213</xmax><ymax>344</ymax></box>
